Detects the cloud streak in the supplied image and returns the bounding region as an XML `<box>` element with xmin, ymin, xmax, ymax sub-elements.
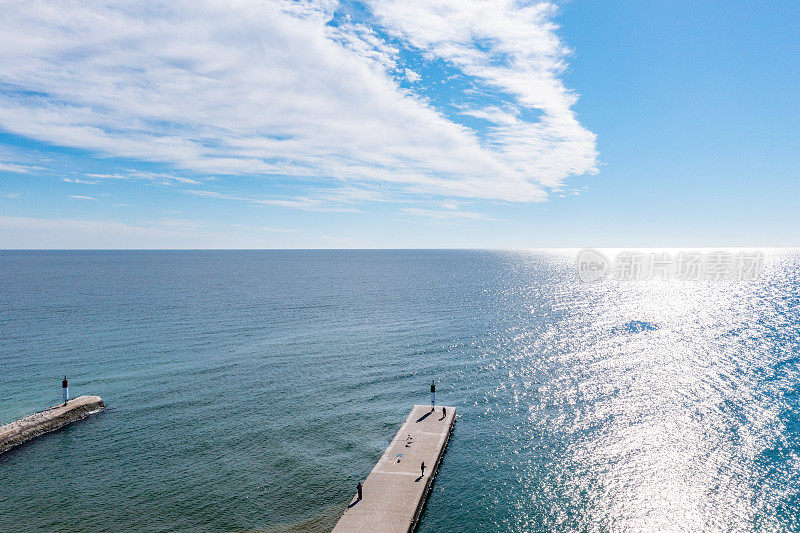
<box><xmin>186</xmin><ymin>188</ymin><xmax>372</xmax><ymax>213</ymax></box>
<box><xmin>0</xmin><ymin>162</ymin><xmax>39</xmax><ymax>173</ymax></box>
<box><xmin>0</xmin><ymin>0</ymin><xmax>596</xmax><ymax>205</ymax></box>
<box><xmin>401</xmin><ymin>207</ymin><xmax>494</xmax><ymax>223</ymax></box>
<box><xmin>0</xmin><ymin>215</ymin><xmax>300</xmax><ymax>249</ymax></box>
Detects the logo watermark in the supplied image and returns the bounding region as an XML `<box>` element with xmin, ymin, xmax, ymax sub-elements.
<box><xmin>576</xmin><ymin>249</ymin><xmax>763</xmax><ymax>282</ymax></box>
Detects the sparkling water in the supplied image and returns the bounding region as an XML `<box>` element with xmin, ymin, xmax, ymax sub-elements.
<box><xmin>1</xmin><ymin>250</ymin><xmax>798</xmax><ymax>531</ymax></box>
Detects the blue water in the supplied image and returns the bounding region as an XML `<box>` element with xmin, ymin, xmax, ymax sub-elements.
<box><xmin>1</xmin><ymin>250</ymin><xmax>799</xmax><ymax>531</ymax></box>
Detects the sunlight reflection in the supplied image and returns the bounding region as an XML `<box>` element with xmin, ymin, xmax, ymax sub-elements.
<box><xmin>484</xmin><ymin>249</ymin><xmax>798</xmax><ymax>530</ymax></box>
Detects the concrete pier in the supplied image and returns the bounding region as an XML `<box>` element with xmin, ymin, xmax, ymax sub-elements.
<box><xmin>333</xmin><ymin>405</ymin><xmax>456</xmax><ymax>533</ymax></box>
<box><xmin>0</xmin><ymin>395</ymin><xmax>105</xmax><ymax>455</ymax></box>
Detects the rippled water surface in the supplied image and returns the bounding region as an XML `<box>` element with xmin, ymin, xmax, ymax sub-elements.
<box><xmin>1</xmin><ymin>250</ymin><xmax>799</xmax><ymax>531</ymax></box>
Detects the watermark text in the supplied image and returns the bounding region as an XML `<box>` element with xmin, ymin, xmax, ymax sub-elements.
<box><xmin>576</xmin><ymin>249</ymin><xmax>762</xmax><ymax>282</ymax></box>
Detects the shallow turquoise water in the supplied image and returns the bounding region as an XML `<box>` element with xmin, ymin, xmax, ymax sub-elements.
<box><xmin>1</xmin><ymin>250</ymin><xmax>799</xmax><ymax>531</ymax></box>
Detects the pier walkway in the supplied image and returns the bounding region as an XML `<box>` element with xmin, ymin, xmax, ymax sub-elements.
<box><xmin>333</xmin><ymin>404</ymin><xmax>456</xmax><ymax>533</ymax></box>
<box><xmin>0</xmin><ymin>395</ymin><xmax>105</xmax><ymax>455</ymax></box>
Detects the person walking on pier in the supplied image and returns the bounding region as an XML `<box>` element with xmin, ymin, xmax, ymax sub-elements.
<box><xmin>62</xmin><ymin>376</ymin><xmax>69</xmax><ymax>406</ymax></box>
<box><xmin>442</xmin><ymin>406</ymin><xmax>447</xmax><ymax>420</ymax></box>
<box><xmin>356</xmin><ymin>482</ymin><xmax>363</xmax><ymax>500</ymax></box>
<box><xmin>420</xmin><ymin>461</ymin><xmax>425</xmax><ymax>477</ymax></box>
<box><xmin>430</xmin><ymin>381</ymin><xmax>435</xmax><ymax>412</ymax></box>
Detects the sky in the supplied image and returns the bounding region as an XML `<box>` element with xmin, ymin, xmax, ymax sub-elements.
<box><xmin>0</xmin><ymin>0</ymin><xmax>798</xmax><ymax>249</ymax></box>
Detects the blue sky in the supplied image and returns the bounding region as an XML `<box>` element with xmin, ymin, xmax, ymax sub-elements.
<box><xmin>0</xmin><ymin>0</ymin><xmax>798</xmax><ymax>248</ymax></box>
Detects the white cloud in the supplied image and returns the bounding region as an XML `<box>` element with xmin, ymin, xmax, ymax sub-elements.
<box><xmin>0</xmin><ymin>215</ymin><xmax>301</xmax><ymax>248</ymax></box>
<box><xmin>0</xmin><ymin>0</ymin><xmax>596</xmax><ymax>204</ymax></box>
<box><xmin>83</xmin><ymin>171</ymin><xmax>203</xmax><ymax>185</ymax></box>
<box><xmin>401</xmin><ymin>206</ymin><xmax>493</xmax><ymax>222</ymax></box>
<box><xmin>459</xmin><ymin>105</ymin><xmax>520</xmax><ymax>126</ymax></box>
<box><xmin>64</xmin><ymin>178</ymin><xmax>100</xmax><ymax>184</ymax></box>
<box><xmin>185</xmin><ymin>188</ymin><xmax>369</xmax><ymax>213</ymax></box>
<box><xmin>327</xmin><ymin>21</ymin><xmax>400</xmax><ymax>71</ymax></box>
<box><xmin>69</xmin><ymin>195</ymin><xmax>97</xmax><ymax>200</ymax></box>
<box><xmin>0</xmin><ymin>162</ymin><xmax>35</xmax><ymax>173</ymax></box>
<box><xmin>404</xmin><ymin>68</ymin><xmax>422</xmax><ymax>83</ymax></box>
<box><xmin>368</xmin><ymin>0</ymin><xmax>598</xmax><ymax>188</ymax></box>
<box><xmin>158</xmin><ymin>218</ymin><xmax>204</xmax><ymax>229</ymax></box>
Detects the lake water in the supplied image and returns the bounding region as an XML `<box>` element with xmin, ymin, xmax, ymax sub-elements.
<box><xmin>1</xmin><ymin>250</ymin><xmax>799</xmax><ymax>531</ymax></box>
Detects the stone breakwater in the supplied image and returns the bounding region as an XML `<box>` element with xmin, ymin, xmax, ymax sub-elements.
<box><xmin>0</xmin><ymin>395</ymin><xmax>105</xmax><ymax>455</ymax></box>
<box><xmin>333</xmin><ymin>405</ymin><xmax>456</xmax><ymax>533</ymax></box>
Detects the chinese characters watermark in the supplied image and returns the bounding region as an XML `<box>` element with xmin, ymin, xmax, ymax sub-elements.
<box><xmin>576</xmin><ymin>249</ymin><xmax>763</xmax><ymax>283</ymax></box>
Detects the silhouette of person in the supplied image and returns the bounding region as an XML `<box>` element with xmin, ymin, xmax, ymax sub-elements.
<box><xmin>442</xmin><ymin>406</ymin><xmax>447</xmax><ymax>420</ymax></box>
<box><xmin>357</xmin><ymin>482</ymin><xmax>362</xmax><ymax>500</ymax></box>
<box><xmin>430</xmin><ymin>381</ymin><xmax>435</xmax><ymax>411</ymax></box>
<box><xmin>421</xmin><ymin>461</ymin><xmax>425</xmax><ymax>477</ymax></box>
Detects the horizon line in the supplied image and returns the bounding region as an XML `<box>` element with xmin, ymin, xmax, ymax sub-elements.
<box><xmin>1</xmin><ymin>246</ymin><xmax>796</xmax><ymax>252</ymax></box>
